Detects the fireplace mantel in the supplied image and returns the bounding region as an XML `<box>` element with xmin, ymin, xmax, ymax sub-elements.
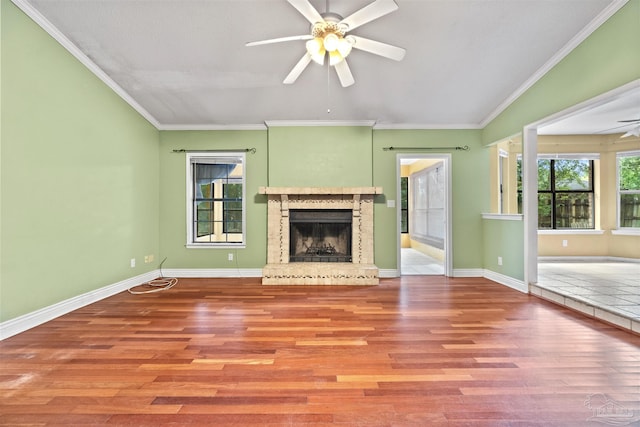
<box><xmin>259</xmin><ymin>186</ymin><xmax>382</xmax><ymax>285</ymax></box>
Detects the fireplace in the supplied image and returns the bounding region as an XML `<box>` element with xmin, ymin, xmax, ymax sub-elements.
<box><xmin>289</xmin><ymin>209</ymin><xmax>352</xmax><ymax>263</ymax></box>
<box><xmin>258</xmin><ymin>186</ymin><xmax>382</xmax><ymax>285</ymax></box>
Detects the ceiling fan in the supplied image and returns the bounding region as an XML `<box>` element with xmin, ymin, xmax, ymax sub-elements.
<box><xmin>618</xmin><ymin>118</ymin><xmax>640</xmax><ymax>138</ymax></box>
<box><xmin>246</xmin><ymin>0</ymin><xmax>406</xmax><ymax>87</ymax></box>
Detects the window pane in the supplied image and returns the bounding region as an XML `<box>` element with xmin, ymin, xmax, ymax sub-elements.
<box><xmin>538</xmin><ymin>159</ymin><xmax>551</xmax><ymax>191</ymax></box>
<box><xmin>401</xmin><ymin>210</ymin><xmax>408</xmax><ymax>234</ymax></box>
<box><xmin>401</xmin><ymin>178</ymin><xmax>408</xmax><ymax>209</ymax></box>
<box><xmin>189</xmin><ymin>154</ymin><xmax>245</xmax><ymax>245</ymax></box>
<box><xmin>554</xmin><ymin>159</ymin><xmax>591</xmax><ymax>190</ymax></box>
<box><xmin>555</xmin><ymin>193</ymin><xmax>593</xmax><ymax>229</ymax></box>
<box><xmin>538</xmin><ymin>193</ymin><xmax>552</xmax><ymax>229</ymax></box>
<box><xmin>620</xmin><ymin>193</ymin><xmax>640</xmax><ymax>227</ymax></box>
<box><xmin>619</xmin><ymin>155</ymin><xmax>640</xmax><ymax>190</ymax></box>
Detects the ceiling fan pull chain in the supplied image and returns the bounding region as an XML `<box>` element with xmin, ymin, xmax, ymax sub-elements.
<box><xmin>327</xmin><ymin>62</ymin><xmax>331</xmax><ymax>114</ymax></box>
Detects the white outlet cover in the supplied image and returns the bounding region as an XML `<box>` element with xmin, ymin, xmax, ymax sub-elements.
<box><xmin>387</xmin><ymin>200</ymin><xmax>396</xmax><ymax>208</ymax></box>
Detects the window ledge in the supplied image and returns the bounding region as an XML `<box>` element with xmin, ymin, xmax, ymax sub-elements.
<box><xmin>186</xmin><ymin>244</ymin><xmax>246</xmax><ymax>249</ymax></box>
<box><xmin>611</xmin><ymin>229</ymin><xmax>640</xmax><ymax>236</ymax></box>
<box><xmin>538</xmin><ymin>229</ymin><xmax>604</xmax><ymax>235</ymax></box>
<box><xmin>481</xmin><ymin>213</ymin><xmax>523</xmax><ymax>221</ymax></box>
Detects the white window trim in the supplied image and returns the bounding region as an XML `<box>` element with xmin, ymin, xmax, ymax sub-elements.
<box><xmin>186</xmin><ymin>152</ymin><xmax>247</xmax><ymax>249</ymax></box>
<box><xmin>517</xmin><ymin>153</ymin><xmax>598</xmax><ymax>230</ymax></box>
<box><xmin>616</xmin><ymin>150</ymin><xmax>640</xmax><ymax>230</ymax></box>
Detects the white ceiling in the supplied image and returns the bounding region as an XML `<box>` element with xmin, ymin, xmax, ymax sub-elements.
<box><xmin>16</xmin><ymin>0</ymin><xmax>634</xmax><ymax>132</ymax></box>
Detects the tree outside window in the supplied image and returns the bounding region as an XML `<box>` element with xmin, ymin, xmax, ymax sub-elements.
<box><xmin>518</xmin><ymin>157</ymin><xmax>594</xmax><ymax>229</ymax></box>
<box><xmin>618</xmin><ymin>153</ymin><xmax>640</xmax><ymax>228</ymax></box>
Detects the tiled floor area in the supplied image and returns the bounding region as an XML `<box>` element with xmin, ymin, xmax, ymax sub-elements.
<box><xmin>536</xmin><ymin>260</ymin><xmax>640</xmax><ymax>332</ymax></box>
<box><xmin>401</xmin><ymin>248</ymin><xmax>444</xmax><ymax>275</ymax></box>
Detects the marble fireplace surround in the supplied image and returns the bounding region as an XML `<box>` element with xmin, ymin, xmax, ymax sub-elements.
<box><xmin>259</xmin><ymin>187</ymin><xmax>382</xmax><ymax>285</ymax></box>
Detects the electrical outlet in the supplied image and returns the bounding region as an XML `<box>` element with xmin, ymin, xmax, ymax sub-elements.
<box><xmin>144</xmin><ymin>254</ymin><xmax>155</xmax><ymax>263</ymax></box>
<box><xmin>228</xmin><ymin>253</ymin><xmax>234</xmax><ymax>261</ymax></box>
<box><xmin>562</xmin><ymin>240</ymin><xmax>568</xmax><ymax>247</ymax></box>
<box><xmin>130</xmin><ymin>258</ymin><xmax>136</xmax><ymax>268</ymax></box>
<box><xmin>497</xmin><ymin>256</ymin><xmax>503</xmax><ymax>266</ymax></box>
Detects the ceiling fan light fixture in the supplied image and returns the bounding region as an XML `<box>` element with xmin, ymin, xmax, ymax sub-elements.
<box><xmin>306</xmin><ymin>38</ymin><xmax>326</xmax><ymax>64</ymax></box>
<box><xmin>323</xmin><ymin>33</ymin><xmax>340</xmax><ymax>51</ymax></box>
<box><xmin>329</xmin><ymin>49</ymin><xmax>344</xmax><ymax>66</ymax></box>
<box><xmin>337</xmin><ymin>37</ymin><xmax>353</xmax><ymax>57</ymax></box>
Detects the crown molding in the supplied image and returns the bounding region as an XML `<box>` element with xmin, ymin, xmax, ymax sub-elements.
<box><xmin>373</xmin><ymin>123</ymin><xmax>482</xmax><ymax>130</ymax></box>
<box><xmin>10</xmin><ymin>0</ymin><xmax>162</xmax><ymax>129</ymax></box>
<box><xmin>158</xmin><ymin>124</ymin><xmax>268</xmax><ymax>131</ymax></box>
<box><xmin>480</xmin><ymin>0</ymin><xmax>630</xmax><ymax>127</ymax></box>
<box><xmin>265</xmin><ymin>120</ymin><xmax>376</xmax><ymax>127</ymax></box>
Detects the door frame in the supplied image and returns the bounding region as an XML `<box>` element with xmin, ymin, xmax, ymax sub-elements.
<box><xmin>396</xmin><ymin>153</ymin><xmax>453</xmax><ymax>277</ymax></box>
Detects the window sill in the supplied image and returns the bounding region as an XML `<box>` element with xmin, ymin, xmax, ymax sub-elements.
<box><xmin>537</xmin><ymin>229</ymin><xmax>604</xmax><ymax>235</ymax></box>
<box><xmin>481</xmin><ymin>213</ymin><xmax>523</xmax><ymax>221</ymax></box>
<box><xmin>611</xmin><ymin>229</ymin><xmax>640</xmax><ymax>236</ymax></box>
<box><xmin>186</xmin><ymin>243</ymin><xmax>246</xmax><ymax>249</ymax></box>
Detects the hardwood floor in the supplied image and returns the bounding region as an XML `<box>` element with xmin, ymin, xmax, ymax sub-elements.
<box><xmin>1</xmin><ymin>277</ymin><xmax>639</xmax><ymax>426</ymax></box>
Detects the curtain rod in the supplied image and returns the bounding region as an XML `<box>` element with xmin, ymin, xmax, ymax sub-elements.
<box><xmin>383</xmin><ymin>145</ymin><xmax>469</xmax><ymax>151</ymax></box>
<box><xmin>172</xmin><ymin>148</ymin><xmax>256</xmax><ymax>154</ymax></box>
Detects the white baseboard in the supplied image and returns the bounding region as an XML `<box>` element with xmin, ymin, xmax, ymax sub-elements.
<box><xmin>0</xmin><ymin>270</ymin><xmax>159</xmax><ymax>340</ymax></box>
<box><xmin>162</xmin><ymin>268</ymin><xmax>263</xmax><ymax>278</ymax></box>
<box><xmin>452</xmin><ymin>268</ymin><xmax>484</xmax><ymax>277</ymax></box>
<box><xmin>483</xmin><ymin>269</ymin><xmax>527</xmax><ymax>293</ymax></box>
<box><xmin>379</xmin><ymin>269</ymin><xmax>399</xmax><ymax>278</ymax></box>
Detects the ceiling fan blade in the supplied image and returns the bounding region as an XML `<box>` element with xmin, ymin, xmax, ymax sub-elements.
<box><xmin>283</xmin><ymin>53</ymin><xmax>312</xmax><ymax>84</ymax></box>
<box><xmin>349</xmin><ymin>35</ymin><xmax>406</xmax><ymax>61</ymax></box>
<box><xmin>618</xmin><ymin>118</ymin><xmax>640</xmax><ymax>123</ymax></box>
<box><xmin>334</xmin><ymin>60</ymin><xmax>355</xmax><ymax>87</ymax></box>
<box><xmin>287</xmin><ymin>0</ymin><xmax>324</xmax><ymax>25</ymax></box>
<box><xmin>246</xmin><ymin>35</ymin><xmax>313</xmax><ymax>47</ymax></box>
<box><xmin>339</xmin><ymin>0</ymin><xmax>398</xmax><ymax>31</ymax></box>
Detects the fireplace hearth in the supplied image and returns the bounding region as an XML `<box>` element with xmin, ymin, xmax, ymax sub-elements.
<box><xmin>258</xmin><ymin>186</ymin><xmax>382</xmax><ymax>285</ymax></box>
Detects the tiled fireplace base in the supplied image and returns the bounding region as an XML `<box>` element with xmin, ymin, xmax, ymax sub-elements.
<box><xmin>262</xmin><ymin>263</ymin><xmax>379</xmax><ymax>285</ymax></box>
<box><xmin>258</xmin><ymin>186</ymin><xmax>382</xmax><ymax>285</ymax></box>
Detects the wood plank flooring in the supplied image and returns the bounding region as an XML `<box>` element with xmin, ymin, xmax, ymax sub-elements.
<box><xmin>1</xmin><ymin>276</ymin><xmax>639</xmax><ymax>426</ymax></box>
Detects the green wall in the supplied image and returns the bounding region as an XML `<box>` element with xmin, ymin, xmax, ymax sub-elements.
<box><xmin>372</xmin><ymin>130</ymin><xmax>488</xmax><ymax>270</ymax></box>
<box><xmin>157</xmin><ymin>127</ymin><xmax>489</xmax><ymax>273</ymax></box>
<box><xmin>267</xmin><ymin>126</ymin><xmax>374</xmax><ymax>187</ymax></box>
<box><xmin>482</xmin><ymin>219</ymin><xmax>525</xmax><ymax>280</ymax></box>
<box><xmin>158</xmin><ymin>130</ymin><xmax>268</xmax><ymax>269</ymax></box>
<box><xmin>1</xmin><ymin>0</ymin><xmax>160</xmax><ymax>322</ymax></box>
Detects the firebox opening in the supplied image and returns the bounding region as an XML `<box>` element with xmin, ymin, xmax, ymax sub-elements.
<box><xmin>289</xmin><ymin>209</ymin><xmax>352</xmax><ymax>263</ymax></box>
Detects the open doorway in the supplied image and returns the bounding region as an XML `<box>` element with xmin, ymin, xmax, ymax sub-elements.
<box><xmin>521</xmin><ymin>81</ymin><xmax>640</xmax><ymax>325</ymax></box>
<box><xmin>397</xmin><ymin>154</ymin><xmax>452</xmax><ymax>276</ymax></box>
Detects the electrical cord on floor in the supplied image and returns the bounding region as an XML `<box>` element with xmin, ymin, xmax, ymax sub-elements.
<box><xmin>128</xmin><ymin>257</ymin><xmax>178</xmax><ymax>295</ymax></box>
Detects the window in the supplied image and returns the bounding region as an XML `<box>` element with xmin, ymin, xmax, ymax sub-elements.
<box><xmin>498</xmin><ymin>149</ymin><xmax>508</xmax><ymax>213</ymax></box>
<box><xmin>400</xmin><ymin>177</ymin><xmax>408</xmax><ymax>233</ymax></box>
<box><xmin>518</xmin><ymin>155</ymin><xmax>595</xmax><ymax>229</ymax></box>
<box><xmin>410</xmin><ymin>163</ymin><xmax>445</xmax><ymax>248</ymax></box>
<box><xmin>187</xmin><ymin>153</ymin><xmax>245</xmax><ymax>247</ymax></box>
<box><xmin>617</xmin><ymin>151</ymin><xmax>640</xmax><ymax>229</ymax></box>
